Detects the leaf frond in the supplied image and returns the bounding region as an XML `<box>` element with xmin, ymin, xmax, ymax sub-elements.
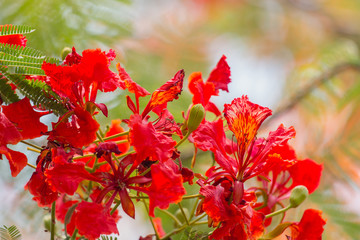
<box><xmin>0</xmin><ymin>25</ymin><xmax>35</xmax><ymax>36</ymax></box>
<box><xmin>0</xmin><ymin>225</ymin><xmax>22</xmax><ymax>240</ymax></box>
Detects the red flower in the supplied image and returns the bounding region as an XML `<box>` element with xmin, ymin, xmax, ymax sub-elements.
<box><xmin>199</xmin><ymin>183</ymin><xmax>264</xmax><ymax>240</ymax></box>
<box><xmin>49</xmin><ymin>107</ymin><xmax>100</xmax><ymax>148</ymax></box>
<box><xmin>290</xmin><ymin>209</ymin><xmax>326</xmax><ymax>240</ymax></box>
<box><xmin>42</xmin><ymin>47</ymin><xmax>120</xmax><ymax>105</ymax></box>
<box><xmin>129</xmin><ymin>114</ymin><xmax>176</xmax><ymax>165</ymax></box>
<box><xmin>0</xmin><ymin>25</ymin><xmax>27</xmax><ymax>46</ymax></box>
<box><xmin>45</xmin><ymin>155</ymin><xmax>100</xmax><ymax>195</ymax></box>
<box><xmin>188</xmin><ymin>55</ymin><xmax>231</xmax><ymax>116</ymax></box>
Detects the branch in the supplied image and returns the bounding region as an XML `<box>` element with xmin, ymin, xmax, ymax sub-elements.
<box><xmin>265</xmin><ymin>62</ymin><xmax>360</xmax><ymax>126</ymax></box>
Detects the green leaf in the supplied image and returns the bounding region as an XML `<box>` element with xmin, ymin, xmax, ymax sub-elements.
<box><xmin>0</xmin><ymin>25</ymin><xmax>35</xmax><ymax>36</ymax></box>
<box><xmin>0</xmin><ymin>225</ymin><xmax>22</xmax><ymax>240</ymax></box>
<box><xmin>0</xmin><ymin>74</ymin><xmax>20</xmax><ymax>104</ymax></box>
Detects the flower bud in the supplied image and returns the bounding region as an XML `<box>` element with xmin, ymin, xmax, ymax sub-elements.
<box><xmin>187</xmin><ymin>104</ymin><xmax>205</xmax><ymax>133</ymax></box>
<box><xmin>289</xmin><ymin>185</ymin><xmax>309</xmax><ymax>208</ymax></box>
<box><xmin>43</xmin><ymin>214</ymin><xmax>52</xmax><ymax>232</ymax></box>
<box><xmin>61</xmin><ymin>47</ymin><xmax>72</xmax><ymax>61</ymax></box>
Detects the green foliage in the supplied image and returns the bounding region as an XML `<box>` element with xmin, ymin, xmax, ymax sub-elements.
<box><xmin>0</xmin><ymin>225</ymin><xmax>22</xmax><ymax>240</ymax></box>
<box><xmin>0</xmin><ymin>76</ymin><xmax>20</xmax><ymax>104</ymax></box>
<box><xmin>0</xmin><ymin>25</ymin><xmax>34</xmax><ymax>36</ymax></box>
<box><xmin>0</xmin><ymin>66</ymin><xmax>67</xmax><ymax>115</ymax></box>
<box><xmin>0</xmin><ymin>43</ymin><xmax>60</xmax><ymax>75</ymax></box>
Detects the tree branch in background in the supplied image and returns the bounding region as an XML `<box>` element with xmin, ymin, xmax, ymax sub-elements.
<box><xmin>264</xmin><ymin>62</ymin><xmax>360</xmax><ymax>126</ymax></box>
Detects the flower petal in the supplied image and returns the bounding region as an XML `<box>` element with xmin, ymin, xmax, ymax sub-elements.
<box><xmin>2</xmin><ymin>98</ymin><xmax>47</xmax><ymax>139</ymax></box>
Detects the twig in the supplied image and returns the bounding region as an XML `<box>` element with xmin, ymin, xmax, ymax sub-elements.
<box><xmin>265</xmin><ymin>62</ymin><xmax>360</xmax><ymax>126</ymax></box>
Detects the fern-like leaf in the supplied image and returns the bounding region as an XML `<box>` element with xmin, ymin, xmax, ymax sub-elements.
<box><xmin>0</xmin><ymin>66</ymin><xmax>67</xmax><ymax>115</ymax></box>
<box><xmin>0</xmin><ymin>25</ymin><xmax>35</xmax><ymax>36</ymax></box>
<box><xmin>0</xmin><ymin>74</ymin><xmax>20</xmax><ymax>104</ymax></box>
<box><xmin>0</xmin><ymin>43</ymin><xmax>60</xmax><ymax>76</ymax></box>
<box><xmin>0</xmin><ymin>225</ymin><xmax>22</xmax><ymax>240</ymax></box>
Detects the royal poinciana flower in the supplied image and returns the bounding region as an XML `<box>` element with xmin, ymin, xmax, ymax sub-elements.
<box><xmin>190</xmin><ymin>95</ymin><xmax>321</xmax><ymax>240</ymax></box>
<box><xmin>42</xmin><ymin>47</ymin><xmax>120</xmax><ymax>108</ymax></box>
<box><xmin>251</xmin><ymin>142</ymin><xmax>323</xmax><ymax>226</ymax></box>
<box><xmin>91</xmin><ymin>142</ymin><xmax>185</xmax><ymax>218</ymax></box>
<box><xmin>188</xmin><ymin>55</ymin><xmax>231</xmax><ymax>116</ymax></box>
<box><xmin>25</xmin><ymin>147</ymin><xmax>100</xmax><ymax>206</ymax></box>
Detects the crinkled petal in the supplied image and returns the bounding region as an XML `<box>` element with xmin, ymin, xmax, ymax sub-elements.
<box><xmin>129</xmin><ymin>114</ymin><xmax>176</xmax><ymax>164</ymax></box>
<box><xmin>138</xmin><ymin>162</ymin><xmax>185</xmax><ymax>217</ymax></box>
<box><xmin>71</xmin><ymin>202</ymin><xmax>119</xmax><ymax>240</ymax></box>
<box><xmin>49</xmin><ymin>107</ymin><xmax>99</xmax><ymax>148</ymax></box>
<box><xmin>45</xmin><ymin>157</ymin><xmax>100</xmax><ymax>195</ymax></box>
<box><xmin>25</xmin><ymin>169</ymin><xmax>59</xmax><ymax>207</ymax></box>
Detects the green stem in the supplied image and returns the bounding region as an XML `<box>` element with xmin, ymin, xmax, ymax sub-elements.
<box><xmin>175</xmin><ymin>132</ymin><xmax>190</xmax><ymax>148</ymax></box>
<box><xmin>158</xmin><ymin>209</ymin><xmax>182</xmax><ymax>226</ymax></box>
<box><xmin>94</xmin><ymin>131</ymin><xmax>129</xmax><ymax>142</ymax></box>
<box><xmin>265</xmin><ymin>205</ymin><xmax>292</xmax><ymax>219</ymax></box>
<box><xmin>50</xmin><ymin>201</ymin><xmax>56</xmax><ymax>240</ymax></box>
<box><xmin>73</xmin><ymin>154</ymin><xmax>95</xmax><ymax>160</ymax></box>
<box><xmin>70</xmin><ymin>229</ymin><xmax>78</xmax><ymax>240</ymax></box>
<box><xmin>110</xmin><ymin>201</ymin><xmax>121</xmax><ymax>215</ymax></box>
<box><xmin>182</xmin><ymin>194</ymin><xmax>202</xmax><ymax>200</ymax></box>
<box><xmin>96</xmin><ymin>132</ymin><xmax>104</xmax><ymax>142</ymax></box>
<box><xmin>178</xmin><ymin>202</ymin><xmax>189</xmax><ymax>225</ymax></box>
<box><xmin>189</xmin><ymin>197</ymin><xmax>200</xmax><ymax>220</ymax></box>
<box><xmin>142</xmin><ymin>198</ymin><xmax>160</xmax><ymax>240</ymax></box>
<box><xmin>160</xmin><ymin>213</ymin><xmax>207</xmax><ymax>239</ymax></box>
<box><xmin>21</xmin><ymin>140</ymin><xmax>42</xmax><ymax>150</ymax></box>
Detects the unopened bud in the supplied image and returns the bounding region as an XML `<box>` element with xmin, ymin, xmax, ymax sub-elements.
<box><xmin>289</xmin><ymin>185</ymin><xmax>309</xmax><ymax>208</ymax></box>
<box><xmin>43</xmin><ymin>214</ymin><xmax>52</xmax><ymax>232</ymax></box>
<box><xmin>61</xmin><ymin>47</ymin><xmax>72</xmax><ymax>61</ymax></box>
<box><xmin>187</xmin><ymin>104</ymin><xmax>205</xmax><ymax>133</ymax></box>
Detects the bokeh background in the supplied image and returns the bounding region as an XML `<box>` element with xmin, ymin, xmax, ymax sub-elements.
<box><xmin>1</xmin><ymin>0</ymin><xmax>360</xmax><ymax>239</ymax></box>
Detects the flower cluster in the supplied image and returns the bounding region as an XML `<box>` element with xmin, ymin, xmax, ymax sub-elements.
<box><xmin>0</xmin><ymin>26</ymin><xmax>326</xmax><ymax>240</ymax></box>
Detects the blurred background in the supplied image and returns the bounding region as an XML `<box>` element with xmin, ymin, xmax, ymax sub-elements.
<box><xmin>1</xmin><ymin>0</ymin><xmax>360</xmax><ymax>239</ymax></box>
